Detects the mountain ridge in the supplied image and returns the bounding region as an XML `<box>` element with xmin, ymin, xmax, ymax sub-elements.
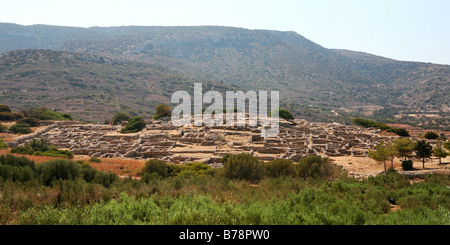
<box><xmin>0</xmin><ymin>23</ymin><xmax>448</xmax><ymax>130</ymax></box>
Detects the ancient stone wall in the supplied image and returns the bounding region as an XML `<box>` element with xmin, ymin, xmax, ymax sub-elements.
<box><xmin>13</xmin><ymin>118</ymin><xmax>397</xmax><ymax>164</ymax></box>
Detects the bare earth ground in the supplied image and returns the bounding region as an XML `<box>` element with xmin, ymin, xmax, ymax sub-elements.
<box><xmin>330</xmin><ymin>156</ymin><xmax>450</xmax><ymax>179</ymax></box>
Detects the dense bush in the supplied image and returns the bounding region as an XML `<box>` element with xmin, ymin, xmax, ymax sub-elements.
<box><xmin>0</xmin><ymin>112</ymin><xmax>23</xmax><ymax>121</ymax></box>
<box><xmin>0</xmin><ymin>152</ymin><xmax>448</xmax><ymax>225</ymax></box>
<box><xmin>0</xmin><ymin>139</ymin><xmax>7</xmax><ymax>149</ymax></box>
<box><xmin>388</xmin><ymin>128</ymin><xmax>410</xmax><ymax>137</ymax></box>
<box><xmin>223</xmin><ymin>153</ymin><xmax>265</xmax><ymax>183</ymax></box>
<box><xmin>140</xmin><ymin>159</ymin><xmax>169</xmax><ymax>178</ymax></box>
<box><xmin>88</xmin><ymin>157</ymin><xmax>102</xmax><ymax>163</ymax></box>
<box><xmin>9</xmin><ymin>123</ymin><xmax>32</xmax><ymax>134</ymax></box>
<box><xmin>22</xmin><ymin>107</ymin><xmax>72</xmax><ymax>121</ymax></box>
<box><xmin>0</xmin><ymin>154</ymin><xmax>36</xmax><ymax>182</ymax></box>
<box><xmin>37</xmin><ymin>160</ymin><xmax>81</xmax><ymax>186</ymax></box>
<box><xmin>0</xmin><ymin>154</ymin><xmax>36</xmax><ymax>169</ymax></box>
<box><xmin>0</xmin><ymin>104</ymin><xmax>11</xmax><ymax>113</ymax></box>
<box><xmin>10</xmin><ymin>139</ymin><xmax>73</xmax><ymax>159</ymax></box>
<box><xmin>271</xmin><ymin>109</ymin><xmax>294</xmax><ymax>120</ymax></box>
<box><xmin>120</xmin><ymin>116</ymin><xmax>146</xmax><ymax>133</ymax></box>
<box><xmin>93</xmin><ymin>171</ymin><xmax>117</xmax><ymax>188</ymax></box>
<box><xmin>0</xmin><ymin>123</ymin><xmax>7</xmax><ymax>132</ymax></box>
<box><xmin>424</xmin><ymin>132</ymin><xmax>439</xmax><ymax>139</ymax></box>
<box><xmin>368</xmin><ymin>168</ymin><xmax>410</xmax><ymax>190</ymax></box>
<box><xmin>296</xmin><ymin>155</ymin><xmax>339</xmax><ymax>180</ymax></box>
<box><xmin>265</xmin><ymin>159</ymin><xmax>295</xmax><ymax>178</ymax></box>
<box><xmin>0</xmin><ymin>164</ymin><xmax>35</xmax><ymax>182</ymax></box>
<box><xmin>401</xmin><ymin>160</ymin><xmax>414</xmax><ymax>171</ymax></box>
<box><xmin>10</xmin><ymin>145</ymin><xmax>34</xmax><ymax>155</ymax></box>
<box><xmin>111</xmin><ymin>112</ymin><xmax>131</xmax><ymax>125</ymax></box>
<box><xmin>153</xmin><ymin>104</ymin><xmax>171</xmax><ymax>120</ymax></box>
<box><xmin>17</xmin><ymin>117</ymin><xmax>41</xmax><ymax>127</ymax></box>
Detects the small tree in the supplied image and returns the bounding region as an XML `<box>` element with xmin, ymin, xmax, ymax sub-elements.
<box><xmin>433</xmin><ymin>143</ymin><xmax>449</xmax><ymax>164</ymax></box>
<box><xmin>112</xmin><ymin>112</ymin><xmax>131</xmax><ymax>125</ymax></box>
<box><xmin>424</xmin><ymin>132</ymin><xmax>439</xmax><ymax>140</ymax></box>
<box><xmin>415</xmin><ymin>140</ymin><xmax>432</xmax><ymax>169</ymax></box>
<box><xmin>393</xmin><ymin>138</ymin><xmax>415</xmax><ymax>161</ymax></box>
<box><xmin>271</xmin><ymin>109</ymin><xmax>294</xmax><ymax>121</ymax></box>
<box><xmin>368</xmin><ymin>141</ymin><xmax>389</xmax><ymax>171</ymax></box>
<box><xmin>385</xmin><ymin>142</ymin><xmax>397</xmax><ymax>169</ymax></box>
<box><xmin>153</xmin><ymin>104</ymin><xmax>171</xmax><ymax>120</ymax></box>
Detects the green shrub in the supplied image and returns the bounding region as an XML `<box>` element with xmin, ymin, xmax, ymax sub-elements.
<box><xmin>79</xmin><ymin>163</ymin><xmax>98</xmax><ymax>183</ymax></box>
<box><xmin>88</xmin><ymin>157</ymin><xmax>102</xmax><ymax>163</ymax></box>
<box><xmin>0</xmin><ymin>112</ymin><xmax>23</xmax><ymax>121</ymax></box>
<box><xmin>265</xmin><ymin>159</ymin><xmax>295</xmax><ymax>178</ymax></box>
<box><xmin>424</xmin><ymin>132</ymin><xmax>439</xmax><ymax>140</ymax></box>
<box><xmin>368</xmin><ymin>168</ymin><xmax>410</xmax><ymax>191</ymax></box>
<box><xmin>9</xmin><ymin>123</ymin><xmax>32</xmax><ymax>134</ymax></box>
<box><xmin>387</xmin><ymin>128</ymin><xmax>410</xmax><ymax>137</ymax></box>
<box><xmin>120</xmin><ymin>116</ymin><xmax>146</xmax><ymax>133</ymax></box>
<box><xmin>0</xmin><ymin>154</ymin><xmax>36</xmax><ymax>169</ymax></box>
<box><xmin>37</xmin><ymin>160</ymin><xmax>80</xmax><ymax>186</ymax></box>
<box><xmin>0</xmin><ymin>139</ymin><xmax>7</xmax><ymax>149</ymax></box>
<box><xmin>0</xmin><ymin>104</ymin><xmax>11</xmax><ymax>113</ymax></box>
<box><xmin>0</xmin><ymin>123</ymin><xmax>7</xmax><ymax>132</ymax></box>
<box><xmin>0</xmin><ymin>154</ymin><xmax>36</xmax><ymax>182</ymax></box>
<box><xmin>444</xmin><ymin>142</ymin><xmax>450</xmax><ymax>151</ymax></box>
<box><xmin>296</xmin><ymin>155</ymin><xmax>338</xmax><ymax>180</ymax></box>
<box><xmin>17</xmin><ymin>117</ymin><xmax>41</xmax><ymax>127</ymax></box>
<box><xmin>10</xmin><ymin>139</ymin><xmax>73</xmax><ymax>158</ymax></box>
<box><xmin>112</xmin><ymin>112</ymin><xmax>131</xmax><ymax>125</ymax></box>
<box><xmin>271</xmin><ymin>109</ymin><xmax>294</xmax><ymax>120</ymax></box>
<box><xmin>223</xmin><ymin>153</ymin><xmax>265</xmax><ymax>183</ymax></box>
<box><xmin>33</xmin><ymin>148</ymin><xmax>74</xmax><ymax>159</ymax></box>
<box><xmin>10</xmin><ymin>145</ymin><xmax>34</xmax><ymax>155</ymax></box>
<box><xmin>93</xmin><ymin>171</ymin><xmax>117</xmax><ymax>188</ymax></box>
<box><xmin>0</xmin><ymin>164</ymin><xmax>34</xmax><ymax>182</ymax></box>
<box><xmin>22</xmin><ymin>107</ymin><xmax>72</xmax><ymax>121</ymax></box>
<box><xmin>140</xmin><ymin>159</ymin><xmax>169</xmax><ymax>178</ymax></box>
<box><xmin>29</xmin><ymin>138</ymin><xmax>51</xmax><ymax>152</ymax></box>
<box><xmin>184</xmin><ymin>162</ymin><xmax>212</xmax><ymax>174</ymax></box>
<box><xmin>153</xmin><ymin>104</ymin><xmax>171</xmax><ymax>120</ymax></box>
<box><xmin>401</xmin><ymin>160</ymin><xmax>414</xmax><ymax>171</ymax></box>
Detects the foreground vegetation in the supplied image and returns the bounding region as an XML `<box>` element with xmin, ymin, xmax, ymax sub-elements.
<box><xmin>0</xmin><ymin>153</ymin><xmax>448</xmax><ymax>225</ymax></box>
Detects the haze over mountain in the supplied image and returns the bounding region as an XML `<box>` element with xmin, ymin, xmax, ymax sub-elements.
<box><xmin>0</xmin><ymin>23</ymin><xmax>448</xmax><ymax>128</ymax></box>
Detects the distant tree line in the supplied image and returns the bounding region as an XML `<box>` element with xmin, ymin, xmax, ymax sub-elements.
<box><xmin>352</xmin><ymin>118</ymin><xmax>410</xmax><ymax>137</ymax></box>
<box><xmin>369</xmin><ymin>138</ymin><xmax>449</xmax><ymax>171</ymax></box>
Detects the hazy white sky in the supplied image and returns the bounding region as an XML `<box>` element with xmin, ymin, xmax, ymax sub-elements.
<box><xmin>1</xmin><ymin>0</ymin><xmax>449</xmax><ymax>65</ymax></box>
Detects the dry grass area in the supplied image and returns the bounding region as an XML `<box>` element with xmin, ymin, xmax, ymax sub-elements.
<box><xmin>75</xmin><ymin>155</ymin><xmax>146</xmax><ymax>178</ymax></box>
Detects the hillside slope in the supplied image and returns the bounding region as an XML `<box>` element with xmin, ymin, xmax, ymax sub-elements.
<box><xmin>0</xmin><ymin>23</ymin><xmax>448</xmax><ymax>128</ymax></box>
<box><xmin>0</xmin><ymin>49</ymin><xmax>236</xmax><ymax>122</ymax></box>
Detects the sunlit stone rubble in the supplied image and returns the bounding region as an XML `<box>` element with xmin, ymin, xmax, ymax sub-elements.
<box><xmin>10</xmin><ymin>115</ymin><xmax>397</xmax><ymax>164</ymax></box>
